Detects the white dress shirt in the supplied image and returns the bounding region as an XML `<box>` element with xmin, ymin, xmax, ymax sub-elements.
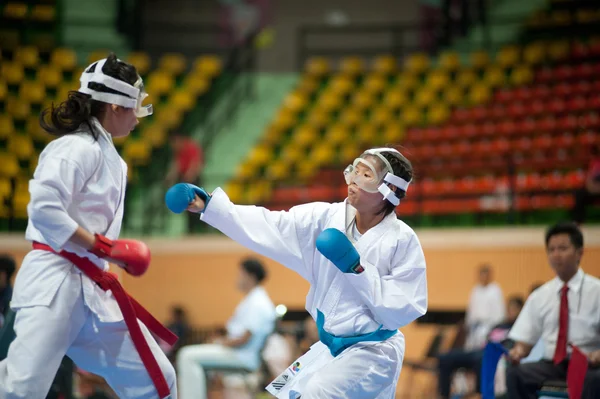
<box><xmin>465</xmin><ymin>282</ymin><xmax>506</xmax><ymax>350</ymax></box>
<box><xmin>509</xmin><ymin>268</ymin><xmax>600</xmax><ymax>359</ymax></box>
<box><xmin>226</xmin><ymin>286</ymin><xmax>276</xmax><ymax>370</ymax></box>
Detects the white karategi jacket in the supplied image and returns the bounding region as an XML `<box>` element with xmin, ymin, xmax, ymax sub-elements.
<box><xmin>201</xmin><ymin>188</ymin><xmax>428</xmax><ymax>398</ymax></box>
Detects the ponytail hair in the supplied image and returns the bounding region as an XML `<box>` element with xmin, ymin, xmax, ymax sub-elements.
<box><xmin>40</xmin><ymin>52</ymin><xmax>138</xmax><ymax>139</ymax></box>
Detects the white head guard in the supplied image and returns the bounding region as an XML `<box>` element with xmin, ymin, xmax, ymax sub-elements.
<box><xmin>78</xmin><ymin>58</ymin><xmax>153</xmax><ymax>118</ymax></box>
<box><xmin>343</xmin><ymin>147</ymin><xmax>412</xmax><ymax>206</ymax></box>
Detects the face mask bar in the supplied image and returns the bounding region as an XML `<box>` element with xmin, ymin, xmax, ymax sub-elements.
<box><xmin>78</xmin><ymin>58</ymin><xmax>153</xmax><ymax>118</ymax></box>
<box><xmin>343</xmin><ymin>148</ymin><xmax>412</xmax><ymax>205</ymax></box>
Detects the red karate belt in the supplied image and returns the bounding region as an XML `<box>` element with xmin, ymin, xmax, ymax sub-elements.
<box><xmin>32</xmin><ymin>242</ymin><xmax>177</xmax><ymax>399</ymax></box>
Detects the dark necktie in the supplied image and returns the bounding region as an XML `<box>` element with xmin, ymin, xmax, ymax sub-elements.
<box><xmin>553</xmin><ymin>284</ymin><xmax>569</xmax><ymax>365</ymax></box>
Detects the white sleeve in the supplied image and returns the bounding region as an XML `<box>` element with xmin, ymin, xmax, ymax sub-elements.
<box><xmin>201</xmin><ymin>188</ymin><xmax>334</xmax><ymax>282</ymax></box>
<box><xmin>28</xmin><ymin>137</ymin><xmax>101</xmax><ymax>251</ymax></box>
<box><xmin>465</xmin><ymin>289</ymin><xmax>477</xmax><ymax>326</ymax></box>
<box><xmin>344</xmin><ymin>232</ymin><xmax>428</xmax><ymax>330</ymax></box>
<box><xmin>489</xmin><ymin>285</ymin><xmax>507</xmax><ymax>327</ymax></box>
<box><xmin>508</xmin><ymin>294</ymin><xmax>542</xmax><ymax>345</ymax></box>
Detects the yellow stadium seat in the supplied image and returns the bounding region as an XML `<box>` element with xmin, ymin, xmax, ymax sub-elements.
<box><xmin>317</xmin><ymin>90</ymin><xmax>342</xmax><ymax>114</ymax></box>
<box><xmin>126</xmin><ymin>52</ymin><xmax>151</xmax><ymax>76</ymax></box>
<box><xmin>297</xmin><ymin>76</ymin><xmax>319</xmax><ymax>96</ymax></box>
<box><xmin>576</xmin><ymin>9</ymin><xmax>600</xmax><ymax>24</ymax></box>
<box><xmin>0</xmin><ymin>114</ymin><xmax>14</xmax><ymax>140</ymax></box>
<box><xmin>362</xmin><ymin>75</ymin><xmax>387</xmax><ymax>96</ymax></box>
<box><xmin>548</xmin><ymin>40</ymin><xmax>569</xmax><ymax>61</ymax></box>
<box><xmin>159</xmin><ymin>53</ymin><xmax>187</xmax><ymax>76</ymax></box>
<box><xmin>246</xmin><ymin>181</ymin><xmax>271</xmax><ymax>203</ymax></box>
<box><xmin>306</xmin><ymin>108</ymin><xmax>331</xmax><ymax>131</ymax></box>
<box><xmin>19</xmin><ymin>81</ymin><xmax>46</xmax><ymax>104</ymax></box>
<box><xmin>55</xmin><ymin>84</ymin><xmax>76</xmax><ymax>103</ymax></box>
<box><xmin>15</xmin><ymin>46</ymin><xmax>39</xmax><ymax>69</ymax></box>
<box><xmin>142</xmin><ymin>124</ymin><xmax>167</xmax><ymax>148</ymax></box>
<box><xmin>324</xmin><ymin>124</ymin><xmax>348</xmax><ymax>147</ymax></box>
<box><xmin>283</xmin><ymin>91</ymin><xmax>309</xmax><ymax>114</ymax></box>
<box><xmin>551</xmin><ymin>10</ymin><xmax>571</xmax><ymax>26</ymax></box>
<box><xmin>87</xmin><ymin>50</ymin><xmax>110</xmax><ymax>65</ymax></box>
<box><xmin>246</xmin><ymin>145</ymin><xmax>272</xmax><ymax>168</ymax></box>
<box><xmin>0</xmin><ymin>80</ymin><xmax>6</xmax><ymax>102</ymax></box>
<box><xmin>235</xmin><ymin>160</ymin><xmax>256</xmax><ymax>181</ymax></box>
<box><xmin>281</xmin><ymin>146</ymin><xmax>305</xmax><ymax>164</ymax></box>
<box><xmin>371</xmin><ymin>107</ymin><xmax>393</xmax><ymax>128</ymax></box>
<box><xmin>339</xmin><ymin>107</ymin><xmax>363</xmax><ymax>129</ymax></box>
<box><xmin>350</xmin><ymin>90</ymin><xmax>375</xmax><ymax>112</ymax></box>
<box><xmin>523</xmin><ymin>42</ymin><xmax>546</xmax><ymax>65</ymax></box>
<box><xmin>0</xmin><ymin>178</ymin><xmax>11</xmax><ymax>200</ymax></box>
<box><xmin>372</xmin><ymin>55</ymin><xmax>396</xmax><ymax>76</ymax></box>
<box><xmin>6</xmin><ymin>97</ymin><xmax>30</xmax><ymax>121</ymax></box>
<box><xmin>328</xmin><ymin>75</ymin><xmax>354</xmax><ymax>97</ymax></box>
<box><xmin>8</xmin><ymin>134</ymin><xmax>34</xmax><ymax>160</ymax></box>
<box><xmin>30</xmin><ymin>5</ymin><xmax>56</xmax><ymax>22</ymax></box>
<box><xmin>272</xmin><ymin>108</ymin><xmax>297</xmax><ymax>132</ymax></box>
<box><xmin>340</xmin><ymin>141</ymin><xmax>360</xmax><ymax>164</ymax></box>
<box><xmin>146</xmin><ymin>71</ymin><xmax>175</xmax><ymax>96</ymax></box>
<box><xmin>415</xmin><ymin>88</ymin><xmax>436</xmax><ymax>108</ymax></box>
<box><xmin>355</xmin><ymin>123</ymin><xmax>377</xmax><ymax>146</ymax></box>
<box><xmin>340</xmin><ymin>57</ymin><xmax>365</xmax><ymax>77</ymax></box>
<box><xmin>291</xmin><ymin>125</ymin><xmax>318</xmax><ymax>148</ymax></box>
<box><xmin>224</xmin><ymin>181</ymin><xmax>244</xmax><ymax>203</ymax></box>
<box><xmin>470</xmin><ymin>50</ymin><xmax>490</xmax><ymax>70</ymax></box>
<box><xmin>404</xmin><ymin>53</ymin><xmax>430</xmax><ymax>75</ymax></box>
<box><xmin>193</xmin><ymin>55</ymin><xmax>222</xmax><ymax>79</ymax></box>
<box><xmin>37</xmin><ymin>65</ymin><xmax>62</xmax><ymax>89</ymax></box>
<box><xmin>425</xmin><ymin>70</ymin><xmax>449</xmax><ymax>92</ymax></box>
<box><xmin>483</xmin><ymin>66</ymin><xmax>506</xmax><ymax>88</ymax></box>
<box><xmin>401</xmin><ymin>106</ymin><xmax>422</xmax><ymax>126</ymax></box>
<box><xmin>262</xmin><ymin>124</ymin><xmax>285</xmax><ymax>146</ymax></box>
<box><xmin>0</xmin><ymin>152</ymin><xmax>20</xmax><ymax>178</ymax></box>
<box><xmin>170</xmin><ymin>89</ymin><xmax>196</xmax><ymax>113</ymax></box>
<box><xmin>438</xmin><ymin>51</ymin><xmax>461</xmax><ymax>71</ymax></box>
<box><xmin>468</xmin><ymin>84</ymin><xmax>491</xmax><ymax>105</ymax></box>
<box><xmin>382</xmin><ymin>89</ymin><xmax>408</xmax><ymax>111</ymax></box>
<box><xmin>154</xmin><ymin>107</ymin><xmax>183</xmax><ymax>130</ymax></box>
<box><xmin>394</xmin><ymin>73</ymin><xmax>419</xmax><ymax>92</ymax></box>
<box><xmin>297</xmin><ymin>161</ymin><xmax>318</xmax><ymax>181</ymax></box>
<box><xmin>427</xmin><ymin>104</ymin><xmax>450</xmax><ymax>125</ymax></box>
<box><xmin>443</xmin><ymin>85</ymin><xmax>464</xmax><ymax>107</ymax></box>
<box><xmin>311</xmin><ymin>143</ymin><xmax>335</xmax><ymax>166</ymax></box>
<box><xmin>457</xmin><ymin>69</ymin><xmax>477</xmax><ymax>89</ymax></box>
<box><xmin>305</xmin><ymin>57</ymin><xmax>330</xmax><ymax>78</ymax></box>
<box><xmin>15</xmin><ymin>176</ymin><xmax>28</xmax><ymax>192</ymax></box>
<box><xmin>3</xmin><ymin>3</ymin><xmax>28</xmax><ymax>20</ymax></box>
<box><xmin>383</xmin><ymin>123</ymin><xmax>404</xmax><ymax>143</ymax></box>
<box><xmin>50</xmin><ymin>48</ymin><xmax>77</xmax><ymax>72</ymax></box>
<box><xmin>13</xmin><ymin>189</ymin><xmax>30</xmax><ymax>219</ymax></box>
<box><xmin>266</xmin><ymin>159</ymin><xmax>291</xmax><ymax>180</ymax></box>
<box><xmin>2</xmin><ymin>63</ymin><xmax>24</xmax><ymax>86</ymax></box>
<box><xmin>184</xmin><ymin>74</ymin><xmax>210</xmax><ymax>97</ymax></box>
<box><xmin>27</xmin><ymin>116</ymin><xmax>51</xmax><ymax>144</ymax></box>
<box><xmin>510</xmin><ymin>65</ymin><xmax>533</xmax><ymax>86</ymax></box>
<box><xmin>496</xmin><ymin>46</ymin><xmax>521</xmax><ymax>69</ymax></box>
<box><xmin>29</xmin><ymin>152</ymin><xmax>39</xmax><ymax>175</ymax></box>
<box><xmin>123</xmin><ymin>140</ymin><xmax>151</xmax><ymax>166</ymax></box>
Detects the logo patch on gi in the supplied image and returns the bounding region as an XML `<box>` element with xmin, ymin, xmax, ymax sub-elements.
<box><xmin>292</xmin><ymin>362</ymin><xmax>301</xmax><ymax>372</ymax></box>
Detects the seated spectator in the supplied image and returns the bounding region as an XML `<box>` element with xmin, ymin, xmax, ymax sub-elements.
<box><xmin>437</xmin><ymin>295</ymin><xmax>523</xmax><ymax>399</ymax></box>
<box><xmin>572</xmin><ymin>144</ymin><xmax>600</xmax><ymax>224</ymax></box>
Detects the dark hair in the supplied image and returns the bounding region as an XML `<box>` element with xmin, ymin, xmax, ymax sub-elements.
<box><xmin>507</xmin><ymin>295</ymin><xmax>524</xmax><ymax>309</ymax></box>
<box><xmin>378</xmin><ymin>149</ymin><xmax>413</xmax><ymax>216</ymax></box>
<box><xmin>241</xmin><ymin>257</ymin><xmax>267</xmax><ymax>283</ymax></box>
<box><xmin>0</xmin><ymin>254</ymin><xmax>16</xmax><ymax>281</ymax></box>
<box><xmin>545</xmin><ymin>221</ymin><xmax>583</xmax><ymax>249</ymax></box>
<box><xmin>40</xmin><ymin>52</ymin><xmax>138</xmax><ymax>140</ymax></box>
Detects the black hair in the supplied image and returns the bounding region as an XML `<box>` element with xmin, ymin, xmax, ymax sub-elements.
<box><xmin>0</xmin><ymin>254</ymin><xmax>16</xmax><ymax>281</ymax></box>
<box><xmin>241</xmin><ymin>257</ymin><xmax>267</xmax><ymax>284</ymax></box>
<box><xmin>40</xmin><ymin>52</ymin><xmax>138</xmax><ymax>140</ymax></box>
<box><xmin>377</xmin><ymin>149</ymin><xmax>413</xmax><ymax>216</ymax></box>
<box><xmin>545</xmin><ymin>221</ymin><xmax>584</xmax><ymax>249</ymax></box>
<box><xmin>507</xmin><ymin>295</ymin><xmax>524</xmax><ymax>309</ymax></box>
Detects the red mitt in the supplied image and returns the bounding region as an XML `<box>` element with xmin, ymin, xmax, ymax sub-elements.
<box><xmin>90</xmin><ymin>234</ymin><xmax>151</xmax><ymax>276</ymax></box>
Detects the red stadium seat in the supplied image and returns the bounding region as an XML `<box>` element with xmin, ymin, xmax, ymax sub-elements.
<box><xmin>481</xmin><ymin>121</ymin><xmax>497</xmax><ymax>137</ymax></box>
<box><xmin>507</xmin><ymin>102</ymin><xmax>527</xmax><ymax>119</ymax></box>
<box><xmin>514</xmin><ymin>87</ymin><xmax>533</xmax><ymax>102</ymax></box>
<box><xmin>532</xmin><ymin>84</ymin><xmax>551</xmax><ymax>100</ymax></box>
<box><xmin>580</xmin><ymin>112</ymin><xmax>600</xmax><ymax>129</ymax></box>
<box><xmin>536</xmin><ymin>115</ymin><xmax>557</xmax><ymax>133</ymax></box>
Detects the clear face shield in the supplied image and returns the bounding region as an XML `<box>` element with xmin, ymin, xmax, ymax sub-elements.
<box><xmin>133</xmin><ymin>77</ymin><xmax>153</xmax><ymax>118</ymax></box>
<box><xmin>343</xmin><ymin>148</ymin><xmax>411</xmax><ymax>206</ymax></box>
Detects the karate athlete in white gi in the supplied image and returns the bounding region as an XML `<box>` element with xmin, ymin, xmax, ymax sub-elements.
<box><xmin>0</xmin><ymin>53</ymin><xmax>177</xmax><ymax>399</ymax></box>
<box><xmin>166</xmin><ymin>147</ymin><xmax>428</xmax><ymax>398</ymax></box>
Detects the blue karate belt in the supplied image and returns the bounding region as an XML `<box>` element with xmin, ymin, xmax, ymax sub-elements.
<box><xmin>316</xmin><ymin>309</ymin><xmax>397</xmax><ymax>357</ymax></box>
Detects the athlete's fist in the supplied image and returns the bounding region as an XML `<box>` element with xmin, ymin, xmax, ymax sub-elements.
<box><xmin>89</xmin><ymin>234</ymin><xmax>151</xmax><ymax>276</ymax></box>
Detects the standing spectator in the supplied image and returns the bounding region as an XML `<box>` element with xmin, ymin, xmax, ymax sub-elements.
<box><xmin>572</xmin><ymin>144</ymin><xmax>600</xmax><ymax>224</ymax></box>
<box><xmin>506</xmin><ymin>222</ymin><xmax>600</xmax><ymax>398</ymax></box>
<box><xmin>165</xmin><ymin>133</ymin><xmax>204</xmax><ymax>233</ymax></box>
